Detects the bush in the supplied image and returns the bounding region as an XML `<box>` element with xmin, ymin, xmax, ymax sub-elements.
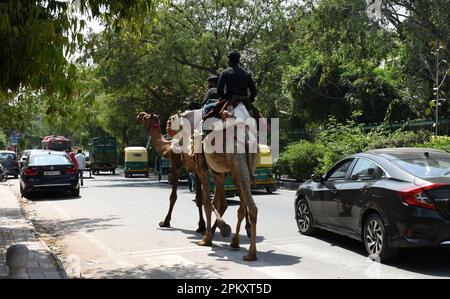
<box><xmin>420</xmin><ymin>136</ymin><xmax>450</xmax><ymax>152</ymax></box>
<box><xmin>275</xmin><ymin>112</ymin><xmax>436</xmax><ymax>180</ymax></box>
<box><xmin>275</xmin><ymin>140</ymin><xmax>324</xmax><ymax>181</ymax></box>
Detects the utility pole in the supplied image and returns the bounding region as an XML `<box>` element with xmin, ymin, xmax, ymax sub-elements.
<box><xmin>435</xmin><ymin>46</ymin><xmax>440</xmax><ymax>137</ymax></box>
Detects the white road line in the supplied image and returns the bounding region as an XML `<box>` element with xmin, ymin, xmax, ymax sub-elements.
<box><xmin>46</xmin><ymin>203</ymin><xmax>134</xmax><ymax>268</ymax></box>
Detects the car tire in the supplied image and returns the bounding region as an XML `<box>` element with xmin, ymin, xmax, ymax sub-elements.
<box><xmin>20</xmin><ymin>184</ymin><xmax>31</xmax><ymax>199</ymax></box>
<box><xmin>265</xmin><ymin>186</ymin><xmax>274</xmax><ymax>194</ymax></box>
<box><xmin>296</xmin><ymin>198</ymin><xmax>316</xmax><ymax>236</ymax></box>
<box><xmin>363</xmin><ymin>213</ymin><xmax>398</xmax><ymax>263</ymax></box>
<box><xmin>71</xmin><ymin>186</ymin><xmax>80</xmax><ymax>197</ymax></box>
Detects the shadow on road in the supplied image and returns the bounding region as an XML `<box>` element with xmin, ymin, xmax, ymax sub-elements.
<box><xmin>32</xmin><ymin>215</ymin><xmax>123</xmax><ymax>236</ymax></box>
<box><xmin>94</xmin><ymin>263</ymin><xmax>227</xmax><ymax>279</ymax></box>
<box><xmin>312</xmin><ymin>229</ymin><xmax>450</xmax><ymax>277</ymax></box>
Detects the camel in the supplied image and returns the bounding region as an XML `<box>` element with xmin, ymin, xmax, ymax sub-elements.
<box><xmin>160</xmin><ymin>107</ymin><xmax>260</xmax><ymax>261</ymax></box>
<box><xmin>137</xmin><ymin>112</ymin><xmax>232</xmax><ymax>237</ymax></box>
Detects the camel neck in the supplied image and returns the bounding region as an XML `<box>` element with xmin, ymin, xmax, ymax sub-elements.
<box><xmin>147</xmin><ymin>126</ymin><xmax>172</xmax><ymax>158</ymax></box>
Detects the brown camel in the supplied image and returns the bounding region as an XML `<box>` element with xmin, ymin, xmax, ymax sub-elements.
<box><xmin>166</xmin><ymin>110</ymin><xmax>252</xmax><ymax>237</ymax></box>
<box><xmin>137</xmin><ymin>112</ymin><xmax>232</xmax><ymax>237</ymax></box>
<box><xmin>163</xmin><ymin>109</ymin><xmax>260</xmax><ymax>261</ymax></box>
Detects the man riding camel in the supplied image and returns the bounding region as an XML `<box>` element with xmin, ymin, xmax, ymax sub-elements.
<box><xmin>217</xmin><ymin>50</ymin><xmax>257</xmax><ymax>112</ymax></box>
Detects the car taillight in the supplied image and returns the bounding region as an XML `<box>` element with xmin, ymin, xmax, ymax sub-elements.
<box><xmin>23</xmin><ymin>167</ymin><xmax>38</xmax><ymax>176</ymax></box>
<box><xmin>398</xmin><ymin>183</ymin><xmax>447</xmax><ymax>210</ymax></box>
<box><xmin>66</xmin><ymin>167</ymin><xmax>78</xmax><ymax>174</ymax></box>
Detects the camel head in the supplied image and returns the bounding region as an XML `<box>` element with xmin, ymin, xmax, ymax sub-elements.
<box><xmin>137</xmin><ymin>112</ymin><xmax>160</xmax><ymax>131</ymax></box>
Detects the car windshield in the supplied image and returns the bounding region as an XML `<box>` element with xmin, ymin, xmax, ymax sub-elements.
<box><xmin>0</xmin><ymin>153</ymin><xmax>15</xmax><ymax>161</ymax></box>
<box><xmin>29</xmin><ymin>154</ymin><xmax>72</xmax><ymax>166</ymax></box>
<box><xmin>392</xmin><ymin>157</ymin><xmax>450</xmax><ymax>178</ymax></box>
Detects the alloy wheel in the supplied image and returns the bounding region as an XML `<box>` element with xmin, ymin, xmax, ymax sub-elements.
<box><xmin>297</xmin><ymin>201</ymin><xmax>311</xmax><ymax>233</ymax></box>
<box><xmin>365</xmin><ymin>219</ymin><xmax>384</xmax><ymax>256</ymax></box>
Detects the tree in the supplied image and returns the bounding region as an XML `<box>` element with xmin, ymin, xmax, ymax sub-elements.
<box><xmin>283</xmin><ymin>0</ymin><xmax>416</xmax><ymax>127</ymax></box>
<box><xmin>0</xmin><ymin>0</ymin><xmax>157</xmax><ymax>115</ymax></box>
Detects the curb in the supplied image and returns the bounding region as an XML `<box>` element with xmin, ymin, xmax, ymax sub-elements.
<box><xmin>5</xmin><ymin>184</ymin><xmax>68</xmax><ymax>279</ymax></box>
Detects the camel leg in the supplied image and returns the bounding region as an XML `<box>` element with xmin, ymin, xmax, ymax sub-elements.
<box><xmin>244</xmin><ymin>212</ymin><xmax>251</xmax><ymax>238</ymax></box>
<box><xmin>229</xmin><ymin>153</ymin><xmax>258</xmax><ymax>261</ymax></box>
<box><xmin>159</xmin><ymin>165</ymin><xmax>179</xmax><ymax>228</ymax></box>
<box><xmin>197</xmin><ymin>170</ymin><xmax>213</xmax><ymax>246</ymax></box>
<box><xmin>211</xmin><ymin>173</ymin><xmax>231</xmax><ymax>237</ymax></box>
<box><xmin>195</xmin><ymin>174</ymin><xmax>206</xmax><ymax>233</ymax></box>
<box><xmin>230</xmin><ymin>198</ymin><xmax>246</xmax><ymax>249</ymax></box>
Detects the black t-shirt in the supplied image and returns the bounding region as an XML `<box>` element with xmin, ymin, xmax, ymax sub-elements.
<box><xmin>217</xmin><ymin>66</ymin><xmax>257</xmax><ymax>102</ymax></box>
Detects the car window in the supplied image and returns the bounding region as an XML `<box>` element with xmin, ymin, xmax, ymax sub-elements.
<box><xmin>0</xmin><ymin>153</ymin><xmax>15</xmax><ymax>161</ymax></box>
<box><xmin>327</xmin><ymin>159</ymin><xmax>354</xmax><ymax>181</ymax></box>
<box><xmin>29</xmin><ymin>154</ymin><xmax>72</xmax><ymax>166</ymax></box>
<box><xmin>393</xmin><ymin>157</ymin><xmax>450</xmax><ymax>178</ymax></box>
<box><xmin>350</xmin><ymin>159</ymin><xmax>384</xmax><ymax>181</ymax></box>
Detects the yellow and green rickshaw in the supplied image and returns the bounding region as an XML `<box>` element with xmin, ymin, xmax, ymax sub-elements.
<box><xmin>124</xmin><ymin>147</ymin><xmax>149</xmax><ymax>178</ymax></box>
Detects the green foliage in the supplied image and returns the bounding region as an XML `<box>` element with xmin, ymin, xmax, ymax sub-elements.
<box><xmin>276</xmin><ymin>113</ymin><xmax>434</xmax><ymax>180</ymax></box>
<box><xmin>275</xmin><ymin>140</ymin><xmax>324</xmax><ymax>181</ymax></box>
<box><xmin>421</xmin><ymin>137</ymin><xmax>450</xmax><ymax>153</ymax></box>
<box><xmin>0</xmin><ymin>131</ymin><xmax>7</xmax><ymax>150</ymax></box>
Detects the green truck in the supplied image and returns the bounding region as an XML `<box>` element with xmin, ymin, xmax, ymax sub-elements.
<box><xmin>89</xmin><ymin>137</ymin><xmax>118</xmax><ymax>175</ymax></box>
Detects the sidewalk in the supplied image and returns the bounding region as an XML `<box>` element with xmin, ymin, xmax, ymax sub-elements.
<box><xmin>0</xmin><ymin>182</ymin><xmax>67</xmax><ymax>279</ymax></box>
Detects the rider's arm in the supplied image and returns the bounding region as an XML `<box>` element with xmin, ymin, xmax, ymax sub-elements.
<box><xmin>217</xmin><ymin>71</ymin><xmax>226</xmax><ymax>99</ymax></box>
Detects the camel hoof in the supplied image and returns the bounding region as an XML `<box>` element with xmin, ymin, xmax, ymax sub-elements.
<box><xmin>196</xmin><ymin>225</ymin><xmax>206</xmax><ymax>234</ymax></box>
<box><xmin>159</xmin><ymin>221</ymin><xmax>170</xmax><ymax>228</ymax></box>
<box><xmin>230</xmin><ymin>240</ymin><xmax>240</xmax><ymax>249</ymax></box>
<box><xmin>243</xmin><ymin>254</ymin><xmax>257</xmax><ymax>261</ymax></box>
<box><xmin>220</xmin><ymin>224</ymin><xmax>232</xmax><ymax>238</ymax></box>
<box><xmin>197</xmin><ymin>239</ymin><xmax>212</xmax><ymax>247</ymax></box>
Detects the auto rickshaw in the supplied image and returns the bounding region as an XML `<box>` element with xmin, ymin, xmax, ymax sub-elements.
<box><xmin>124</xmin><ymin>147</ymin><xmax>149</xmax><ymax>178</ymax></box>
<box><xmin>198</xmin><ymin>144</ymin><xmax>276</xmax><ymax>196</ymax></box>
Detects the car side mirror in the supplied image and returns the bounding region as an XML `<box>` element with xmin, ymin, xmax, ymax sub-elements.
<box><xmin>351</xmin><ymin>174</ymin><xmax>359</xmax><ymax>181</ymax></box>
<box><xmin>311</xmin><ymin>174</ymin><xmax>324</xmax><ymax>184</ymax></box>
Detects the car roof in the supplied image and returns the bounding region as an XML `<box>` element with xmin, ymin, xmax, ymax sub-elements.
<box><xmin>0</xmin><ymin>150</ymin><xmax>16</xmax><ymax>154</ymax></box>
<box><xmin>28</xmin><ymin>150</ymin><xmax>68</xmax><ymax>156</ymax></box>
<box><xmin>357</xmin><ymin>148</ymin><xmax>449</xmax><ymax>160</ymax></box>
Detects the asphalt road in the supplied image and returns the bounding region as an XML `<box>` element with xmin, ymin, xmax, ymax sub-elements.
<box><xmin>9</xmin><ymin>171</ymin><xmax>450</xmax><ymax>279</ymax></box>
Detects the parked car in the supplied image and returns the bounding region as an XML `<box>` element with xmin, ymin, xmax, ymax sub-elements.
<box><xmin>295</xmin><ymin>148</ymin><xmax>450</xmax><ymax>263</ymax></box>
<box><xmin>20</xmin><ymin>150</ymin><xmax>80</xmax><ymax>198</ymax></box>
<box><xmin>0</xmin><ymin>150</ymin><xmax>19</xmax><ymax>178</ymax></box>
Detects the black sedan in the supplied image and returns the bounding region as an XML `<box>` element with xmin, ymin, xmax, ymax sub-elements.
<box><xmin>0</xmin><ymin>150</ymin><xmax>20</xmax><ymax>178</ymax></box>
<box><xmin>20</xmin><ymin>150</ymin><xmax>80</xmax><ymax>198</ymax></box>
<box><xmin>295</xmin><ymin>148</ymin><xmax>450</xmax><ymax>263</ymax></box>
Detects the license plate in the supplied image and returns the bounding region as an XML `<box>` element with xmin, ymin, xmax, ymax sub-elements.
<box><xmin>44</xmin><ymin>171</ymin><xmax>60</xmax><ymax>176</ymax></box>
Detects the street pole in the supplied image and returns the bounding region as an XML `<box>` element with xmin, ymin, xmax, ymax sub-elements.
<box><xmin>435</xmin><ymin>47</ymin><xmax>439</xmax><ymax>137</ymax></box>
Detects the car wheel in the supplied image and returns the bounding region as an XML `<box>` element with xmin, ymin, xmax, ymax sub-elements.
<box><xmin>265</xmin><ymin>186</ymin><xmax>274</xmax><ymax>194</ymax></box>
<box><xmin>363</xmin><ymin>214</ymin><xmax>397</xmax><ymax>263</ymax></box>
<box><xmin>296</xmin><ymin>198</ymin><xmax>315</xmax><ymax>235</ymax></box>
<box><xmin>20</xmin><ymin>184</ymin><xmax>31</xmax><ymax>198</ymax></box>
<box><xmin>71</xmin><ymin>186</ymin><xmax>80</xmax><ymax>197</ymax></box>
